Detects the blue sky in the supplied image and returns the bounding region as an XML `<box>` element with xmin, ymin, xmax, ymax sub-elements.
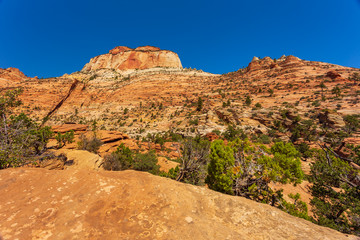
<box><xmin>0</xmin><ymin>0</ymin><xmax>359</xmax><ymax>78</ymax></box>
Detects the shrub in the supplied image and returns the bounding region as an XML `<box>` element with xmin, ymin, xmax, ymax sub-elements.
<box><xmin>175</xmin><ymin>137</ymin><xmax>210</xmax><ymax>185</ymax></box>
<box><xmin>196</xmin><ymin>97</ymin><xmax>203</xmax><ymax>111</ymax></box>
<box><xmin>77</xmin><ymin>134</ymin><xmax>103</xmax><ymax>153</ymax></box>
<box><xmin>296</xmin><ymin>142</ymin><xmax>313</xmax><ymax>159</ymax></box>
<box><xmin>161</xmin><ymin>165</ymin><xmax>179</xmax><ymax>179</ymax></box>
<box><xmin>309</xmin><ymin>146</ymin><xmax>360</xmax><ymax>235</ymax></box>
<box><xmin>133</xmin><ymin>150</ymin><xmax>160</xmax><ymax>174</ymax></box>
<box><xmin>0</xmin><ymin>89</ymin><xmax>53</xmax><ymax>168</ymax></box>
<box><xmin>245</xmin><ymin>95</ymin><xmax>252</xmax><ymax>106</ymax></box>
<box><xmin>103</xmin><ymin>144</ymin><xmax>133</xmax><ymax>170</ymax></box>
<box><xmin>331</xmin><ymin>86</ymin><xmax>341</xmax><ymax>97</ymax></box>
<box><xmin>258</xmin><ymin>134</ymin><xmax>270</xmax><ymax>144</ymax></box>
<box><xmin>206</xmin><ymin>139</ymin><xmax>304</xmax><ymax>202</ymax></box>
<box><xmin>189</xmin><ymin>118</ymin><xmax>199</xmax><ymax>125</ymax></box>
<box><xmin>281</xmin><ymin>193</ymin><xmax>311</xmax><ymax>220</ymax></box>
<box><xmin>343</xmin><ymin>114</ymin><xmax>360</xmax><ymax>134</ymax></box>
<box><xmin>55</xmin><ymin>130</ymin><xmax>74</xmax><ymax>149</ymax></box>
<box><xmin>222</xmin><ymin>125</ymin><xmax>246</xmax><ymax>141</ymax></box>
<box><xmin>205</xmin><ymin>140</ymin><xmax>235</xmax><ymax>194</ymax></box>
<box><xmin>103</xmin><ymin>144</ymin><xmax>160</xmax><ymax>174</ymax></box>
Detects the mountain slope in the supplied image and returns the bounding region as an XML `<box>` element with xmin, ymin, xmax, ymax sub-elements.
<box><xmin>1</xmin><ymin>46</ymin><xmax>359</xmax><ymax>141</ymax></box>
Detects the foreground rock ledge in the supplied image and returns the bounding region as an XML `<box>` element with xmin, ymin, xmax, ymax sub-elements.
<box><xmin>0</xmin><ymin>169</ymin><xmax>357</xmax><ymax>240</ymax></box>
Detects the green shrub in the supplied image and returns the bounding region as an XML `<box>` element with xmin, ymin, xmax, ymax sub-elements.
<box><xmin>196</xmin><ymin>97</ymin><xmax>203</xmax><ymax>111</ymax></box>
<box><xmin>245</xmin><ymin>95</ymin><xmax>252</xmax><ymax>106</ymax></box>
<box><xmin>160</xmin><ymin>165</ymin><xmax>179</xmax><ymax>179</ymax></box>
<box><xmin>103</xmin><ymin>144</ymin><xmax>133</xmax><ymax>171</ymax></box>
<box><xmin>255</xmin><ymin>103</ymin><xmax>262</xmax><ymax>109</ymax></box>
<box><xmin>0</xmin><ymin>89</ymin><xmax>54</xmax><ymax>168</ymax></box>
<box><xmin>133</xmin><ymin>150</ymin><xmax>160</xmax><ymax>174</ymax></box>
<box><xmin>309</xmin><ymin>147</ymin><xmax>360</xmax><ymax>235</ymax></box>
<box><xmin>205</xmin><ymin>140</ymin><xmax>235</xmax><ymax>194</ymax></box>
<box><xmin>258</xmin><ymin>134</ymin><xmax>270</xmax><ymax>144</ymax></box>
<box><xmin>55</xmin><ymin>130</ymin><xmax>74</xmax><ymax>149</ymax></box>
<box><xmin>281</xmin><ymin>193</ymin><xmax>311</xmax><ymax>220</ymax></box>
<box><xmin>222</xmin><ymin>125</ymin><xmax>246</xmax><ymax>141</ymax></box>
<box><xmin>206</xmin><ymin>139</ymin><xmax>304</xmax><ymax>202</ymax></box>
<box><xmin>103</xmin><ymin>144</ymin><xmax>160</xmax><ymax>174</ymax></box>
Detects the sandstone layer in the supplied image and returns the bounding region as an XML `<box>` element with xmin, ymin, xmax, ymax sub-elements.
<box><xmin>82</xmin><ymin>46</ymin><xmax>182</xmax><ymax>72</ymax></box>
<box><xmin>0</xmin><ymin>168</ymin><xmax>357</xmax><ymax>240</ymax></box>
<box><xmin>0</xmin><ymin>67</ymin><xmax>29</xmax><ymax>86</ymax></box>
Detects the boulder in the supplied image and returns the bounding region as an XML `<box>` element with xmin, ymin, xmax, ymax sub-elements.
<box><xmin>215</xmin><ymin>109</ymin><xmax>239</xmax><ymax>125</ymax></box>
<box><xmin>52</xmin><ymin>149</ymin><xmax>104</xmax><ymax>171</ymax></box>
<box><xmin>318</xmin><ymin>111</ymin><xmax>346</xmax><ymax>129</ymax></box>
<box><xmin>326</xmin><ymin>70</ymin><xmax>342</xmax><ymax>80</ymax></box>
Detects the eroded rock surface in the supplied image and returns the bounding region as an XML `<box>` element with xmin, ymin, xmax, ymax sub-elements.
<box><xmin>0</xmin><ymin>168</ymin><xmax>357</xmax><ymax>240</ymax></box>
<box><xmin>0</xmin><ymin>67</ymin><xmax>29</xmax><ymax>85</ymax></box>
<box><xmin>82</xmin><ymin>46</ymin><xmax>182</xmax><ymax>72</ymax></box>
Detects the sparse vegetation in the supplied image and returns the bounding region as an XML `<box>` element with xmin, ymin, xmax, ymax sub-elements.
<box><xmin>103</xmin><ymin>143</ymin><xmax>160</xmax><ymax>174</ymax></box>
<box><xmin>309</xmin><ymin>145</ymin><xmax>360</xmax><ymax>235</ymax></box>
<box><xmin>55</xmin><ymin>130</ymin><xmax>74</xmax><ymax>148</ymax></box>
<box><xmin>77</xmin><ymin>134</ymin><xmax>103</xmax><ymax>153</ymax></box>
<box><xmin>0</xmin><ymin>89</ymin><xmax>54</xmax><ymax>168</ymax></box>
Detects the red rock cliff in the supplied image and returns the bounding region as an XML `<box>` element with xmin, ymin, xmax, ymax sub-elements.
<box><xmin>82</xmin><ymin>46</ymin><xmax>182</xmax><ymax>72</ymax></box>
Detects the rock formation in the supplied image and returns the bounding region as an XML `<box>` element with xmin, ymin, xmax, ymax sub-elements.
<box><xmin>0</xmin><ymin>168</ymin><xmax>357</xmax><ymax>239</ymax></box>
<box><xmin>82</xmin><ymin>46</ymin><xmax>182</xmax><ymax>72</ymax></box>
<box><xmin>246</xmin><ymin>55</ymin><xmax>303</xmax><ymax>72</ymax></box>
<box><xmin>326</xmin><ymin>70</ymin><xmax>343</xmax><ymax>80</ymax></box>
<box><xmin>0</xmin><ymin>67</ymin><xmax>28</xmax><ymax>82</ymax></box>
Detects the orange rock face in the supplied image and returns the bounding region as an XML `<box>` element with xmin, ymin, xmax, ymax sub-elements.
<box><xmin>109</xmin><ymin>46</ymin><xmax>132</xmax><ymax>54</ymax></box>
<box><xmin>52</xmin><ymin>124</ymin><xmax>88</xmax><ymax>133</ymax></box>
<box><xmin>82</xmin><ymin>46</ymin><xmax>182</xmax><ymax>72</ymax></box>
<box><xmin>247</xmin><ymin>56</ymin><xmax>275</xmax><ymax>72</ymax></box>
<box><xmin>0</xmin><ymin>168</ymin><xmax>356</xmax><ymax>240</ymax></box>
<box><xmin>135</xmin><ymin>46</ymin><xmax>161</xmax><ymax>51</ymax></box>
<box><xmin>246</xmin><ymin>55</ymin><xmax>303</xmax><ymax>72</ymax></box>
<box><xmin>0</xmin><ymin>67</ymin><xmax>28</xmax><ymax>82</ymax></box>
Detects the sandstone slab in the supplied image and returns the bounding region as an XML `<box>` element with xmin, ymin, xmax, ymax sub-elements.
<box><xmin>0</xmin><ymin>168</ymin><xmax>357</xmax><ymax>240</ymax></box>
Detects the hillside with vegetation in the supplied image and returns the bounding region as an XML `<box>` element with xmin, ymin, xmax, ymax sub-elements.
<box><xmin>1</xmin><ymin>46</ymin><xmax>360</xmax><ymax>239</ymax></box>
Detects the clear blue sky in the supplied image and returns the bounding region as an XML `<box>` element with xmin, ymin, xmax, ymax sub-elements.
<box><xmin>0</xmin><ymin>0</ymin><xmax>359</xmax><ymax>78</ymax></box>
